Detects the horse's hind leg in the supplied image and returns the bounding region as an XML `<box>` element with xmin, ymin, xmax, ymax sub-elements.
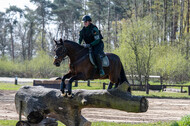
<box><xmin>107</xmin><ymin>82</ymin><xmax>114</xmax><ymax>89</ymax></box>
<box><xmin>114</xmin><ymin>83</ymin><xmax>119</xmax><ymax>88</ymax></box>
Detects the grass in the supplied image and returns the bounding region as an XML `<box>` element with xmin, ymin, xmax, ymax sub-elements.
<box><xmin>73</xmin><ymin>82</ymin><xmax>103</xmax><ymax>90</ymax></box>
<box><xmin>0</xmin><ymin>81</ymin><xmax>190</xmax><ymax>99</ymax></box>
<box><xmin>0</xmin><ymin>120</ymin><xmax>175</xmax><ymax>126</ymax></box>
<box><xmin>0</xmin><ymin>83</ymin><xmax>32</xmax><ymax>91</ymax></box>
<box><xmin>132</xmin><ymin>91</ymin><xmax>190</xmax><ymax>99</ymax></box>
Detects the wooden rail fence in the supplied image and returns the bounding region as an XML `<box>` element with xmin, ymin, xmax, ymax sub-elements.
<box><xmin>33</xmin><ymin>79</ymin><xmax>190</xmax><ymax>96</ymax></box>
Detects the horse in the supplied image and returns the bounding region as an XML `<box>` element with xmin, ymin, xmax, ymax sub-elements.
<box><xmin>53</xmin><ymin>38</ymin><xmax>131</xmax><ymax>96</ymax></box>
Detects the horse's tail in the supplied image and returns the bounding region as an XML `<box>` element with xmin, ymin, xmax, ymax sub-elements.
<box><xmin>120</xmin><ymin>64</ymin><xmax>131</xmax><ymax>92</ymax></box>
<box><xmin>120</xmin><ymin>64</ymin><xmax>128</xmax><ymax>84</ymax></box>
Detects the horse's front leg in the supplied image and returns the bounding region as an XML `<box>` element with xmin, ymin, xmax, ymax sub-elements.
<box><xmin>67</xmin><ymin>73</ymin><xmax>84</xmax><ymax>97</ymax></box>
<box><xmin>60</xmin><ymin>72</ymin><xmax>72</xmax><ymax>95</ymax></box>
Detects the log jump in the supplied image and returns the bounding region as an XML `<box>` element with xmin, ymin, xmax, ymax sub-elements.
<box><xmin>15</xmin><ymin>82</ymin><xmax>148</xmax><ymax>126</ymax></box>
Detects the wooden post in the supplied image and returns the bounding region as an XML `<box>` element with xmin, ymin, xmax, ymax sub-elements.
<box><xmin>74</xmin><ymin>80</ymin><xmax>78</xmax><ymax>87</ymax></box>
<box><xmin>181</xmin><ymin>86</ymin><xmax>183</xmax><ymax>93</ymax></box>
<box><xmin>87</xmin><ymin>80</ymin><xmax>90</xmax><ymax>86</ymax></box>
<box><xmin>146</xmin><ymin>84</ymin><xmax>149</xmax><ymax>94</ymax></box>
<box><xmin>15</xmin><ymin>77</ymin><xmax>18</xmax><ymax>85</ymax></box>
<box><xmin>188</xmin><ymin>86</ymin><xmax>190</xmax><ymax>96</ymax></box>
<box><xmin>160</xmin><ymin>76</ymin><xmax>163</xmax><ymax>85</ymax></box>
<box><xmin>103</xmin><ymin>83</ymin><xmax>106</xmax><ymax>89</ymax></box>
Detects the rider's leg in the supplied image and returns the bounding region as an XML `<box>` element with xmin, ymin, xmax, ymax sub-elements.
<box><xmin>94</xmin><ymin>54</ymin><xmax>105</xmax><ymax>77</ymax></box>
<box><xmin>60</xmin><ymin>72</ymin><xmax>72</xmax><ymax>94</ymax></box>
<box><xmin>92</xmin><ymin>41</ymin><xmax>105</xmax><ymax>77</ymax></box>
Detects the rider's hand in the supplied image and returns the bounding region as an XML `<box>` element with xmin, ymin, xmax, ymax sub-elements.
<box><xmin>83</xmin><ymin>44</ymin><xmax>91</xmax><ymax>48</ymax></box>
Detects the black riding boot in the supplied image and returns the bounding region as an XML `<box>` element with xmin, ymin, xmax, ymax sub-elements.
<box><xmin>94</xmin><ymin>54</ymin><xmax>105</xmax><ymax>77</ymax></box>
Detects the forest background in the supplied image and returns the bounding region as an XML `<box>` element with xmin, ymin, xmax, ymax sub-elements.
<box><xmin>0</xmin><ymin>0</ymin><xmax>189</xmax><ymax>85</ymax></box>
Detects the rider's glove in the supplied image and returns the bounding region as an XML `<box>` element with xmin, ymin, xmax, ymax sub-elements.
<box><xmin>83</xmin><ymin>44</ymin><xmax>91</xmax><ymax>48</ymax></box>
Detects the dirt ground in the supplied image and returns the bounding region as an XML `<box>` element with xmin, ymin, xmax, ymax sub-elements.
<box><xmin>1</xmin><ymin>90</ymin><xmax>190</xmax><ymax>123</ymax></box>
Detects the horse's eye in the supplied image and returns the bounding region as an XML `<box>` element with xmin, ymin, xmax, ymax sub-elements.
<box><xmin>54</xmin><ymin>55</ymin><xmax>58</xmax><ymax>59</ymax></box>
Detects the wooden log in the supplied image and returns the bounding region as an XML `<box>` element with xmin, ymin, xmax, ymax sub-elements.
<box><xmin>33</xmin><ymin>80</ymin><xmax>61</xmax><ymax>89</ymax></box>
<box><xmin>15</xmin><ymin>82</ymin><xmax>148</xmax><ymax>126</ymax></box>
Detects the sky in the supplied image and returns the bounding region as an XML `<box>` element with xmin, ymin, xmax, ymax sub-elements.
<box><xmin>0</xmin><ymin>0</ymin><xmax>37</xmax><ymax>12</ymax></box>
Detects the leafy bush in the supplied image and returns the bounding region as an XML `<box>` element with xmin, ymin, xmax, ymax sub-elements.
<box><xmin>114</xmin><ymin>16</ymin><xmax>190</xmax><ymax>83</ymax></box>
<box><xmin>171</xmin><ymin>115</ymin><xmax>190</xmax><ymax>126</ymax></box>
<box><xmin>178</xmin><ymin>115</ymin><xmax>190</xmax><ymax>126</ymax></box>
<box><xmin>0</xmin><ymin>51</ymin><xmax>68</xmax><ymax>78</ymax></box>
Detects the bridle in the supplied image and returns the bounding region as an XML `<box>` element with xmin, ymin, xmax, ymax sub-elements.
<box><xmin>54</xmin><ymin>44</ymin><xmax>87</xmax><ymax>61</ymax></box>
<box><xmin>54</xmin><ymin>44</ymin><xmax>67</xmax><ymax>60</ymax></box>
<box><xmin>54</xmin><ymin>38</ymin><xmax>92</xmax><ymax>68</ymax></box>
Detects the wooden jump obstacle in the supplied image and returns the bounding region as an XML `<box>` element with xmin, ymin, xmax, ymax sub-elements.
<box><xmin>16</xmin><ymin>82</ymin><xmax>148</xmax><ymax>126</ymax></box>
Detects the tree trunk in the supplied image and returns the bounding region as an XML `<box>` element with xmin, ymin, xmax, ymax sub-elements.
<box><xmin>41</xmin><ymin>1</ymin><xmax>46</xmax><ymax>51</ymax></box>
<box><xmin>10</xmin><ymin>25</ymin><xmax>14</xmax><ymax>61</ymax></box>
<box><xmin>42</xmin><ymin>16</ymin><xmax>45</xmax><ymax>51</ymax></box>
<box><xmin>163</xmin><ymin>0</ymin><xmax>167</xmax><ymax>42</ymax></box>
<box><xmin>28</xmin><ymin>22</ymin><xmax>34</xmax><ymax>60</ymax></box>
<box><xmin>186</xmin><ymin>0</ymin><xmax>190</xmax><ymax>59</ymax></box>
<box><xmin>114</xmin><ymin>5</ymin><xmax>118</xmax><ymax>49</ymax></box>
<box><xmin>149</xmin><ymin>0</ymin><xmax>152</xmax><ymax>14</ymax></box>
<box><xmin>134</xmin><ymin>0</ymin><xmax>138</xmax><ymax>20</ymax></box>
<box><xmin>107</xmin><ymin>0</ymin><xmax>111</xmax><ymax>50</ymax></box>
<box><xmin>15</xmin><ymin>82</ymin><xmax>148</xmax><ymax>126</ymax></box>
<box><xmin>179</xmin><ymin>0</ymin><xmax>185</xmax><ymax>41</ymax></box>
<box><xmin>187</xmin><ymin>0</ymin><xmax>190</xmax><ymax>33</ymax></box>
<box><xmin>98</xmin><ymin>2</ymin><xmax>101</xmax><ymax>29</ymax></box>
<box><xmin>21</xmin><ymin>26</ymin><xmax>27</xmax><ymax>61</ymax></box>
<box><xmin>171</xmin><ymin>0</ymin><xmax>178</xmax><ymax>44</ymax></box>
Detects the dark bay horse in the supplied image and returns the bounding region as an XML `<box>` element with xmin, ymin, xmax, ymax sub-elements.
<box><xmin>53</xmin><ymin>38</ymin><xmax>130</xmax><ymax>96</ymax></box>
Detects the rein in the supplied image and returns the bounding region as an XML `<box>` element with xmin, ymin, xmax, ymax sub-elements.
<box><xmin>69</xmin><ymin>47</ymin><xmax>89</xmax><ymax>67</ymax></box>
<box><xmin>68</xmin><ymin>47</ymin><xmax>86</xmax><ymax>58</ymax></box>
<box><xmin>55</xmin><ymin>42</ymin><xmax>88</xmax><ymax>67</ymax></box>
<box><xmin>70</xmin><ymin>53</ymin><xmax>89</xmax><ymax>67</ymax></box>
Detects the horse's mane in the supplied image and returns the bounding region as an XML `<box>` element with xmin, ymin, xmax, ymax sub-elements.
<box><xmin>64</xmin><ymin>40</ymin><xmax>84</xmax><ymax>50</ymax></box>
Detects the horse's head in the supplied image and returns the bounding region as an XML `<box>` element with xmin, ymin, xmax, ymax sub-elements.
<box><xmin>53</xmin><ymin>38</ymin><xmax>67</xmax><ymax>67</ymax></box>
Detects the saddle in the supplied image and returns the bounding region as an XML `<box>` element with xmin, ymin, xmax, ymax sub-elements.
<box><xmin>89</xmin><ymin>49</ymin><xmax>109</xmax><ymax>67</ymax></box>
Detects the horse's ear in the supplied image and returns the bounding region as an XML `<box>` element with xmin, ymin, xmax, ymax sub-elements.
<box><xmin>60</xmin><ymin>38</ymin><xmax>63</xmax><ymax>45</ymax></box>
<box><xmin>53</xmin><ymin>39</ymin><xmax>58</xmax><ymax>45</ymax></box>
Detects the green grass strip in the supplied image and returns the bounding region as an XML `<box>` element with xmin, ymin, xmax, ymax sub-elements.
<box><xmin>0</xmin><ymin>120</ymin><xmax>175</xmax><ymax>126</ymax></box>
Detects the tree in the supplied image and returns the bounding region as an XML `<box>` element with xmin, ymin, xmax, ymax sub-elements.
<box><xmin>180</xmin><ymin>0</ymin><xmax>185</xmax><ymax>41</ymax></box>
<box><xmin>115</xmin><ymin>17</ymin><xmax>156</xmax><ymax>86</ymax></box>
<box><xmin>24</xmin><ymin>7</ymin><xmax>37</xmax><ymax>60</ymax></box>
<box><xmin>0</xmin><ymin>12</ymin><xmax>7</xmax><ymax>57</ymax></box>
<box><xmin>5</xmin><ymin>6</ymin><xmax>23</xmax><ymax>61</ymax></box>
<box><xmin>171</xmin><ymin>0</ymin><xmax>179</xmax><ymax>44</ymax></box>
<box><xmin>51</xmin><ymin>0</ymin><xmax>82</xmax><ymax>41</ymax></box>
<box><xmin>30</xmin><ymin>0</ymin><xmax>52</xmax><ymax>51</ymax></box>
<box><xmin>186</xmin><ymin>0</ymin><xmax>190</xmax><ymax>59</ymax></box>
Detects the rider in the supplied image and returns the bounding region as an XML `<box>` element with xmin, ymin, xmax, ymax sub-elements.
<box><xmin>78</xmin><ymin>15</ymin><xmax>105</xmax><ymax>77</ymax></box>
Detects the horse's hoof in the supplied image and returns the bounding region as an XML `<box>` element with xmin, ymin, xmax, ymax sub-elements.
<box><xmin>67</xmin><ymin>93</ymin><xmax>73</xmax><ymax>98</ymax></box>
<box><xmin>16</xmin><ymin>121</ymin><xmax>30</xmax><ymax>126</ymax></box>
<box><xmin>61</xmin><ymin>93</ymin><xmax>67</xmax><ymax>97</ymax></box>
